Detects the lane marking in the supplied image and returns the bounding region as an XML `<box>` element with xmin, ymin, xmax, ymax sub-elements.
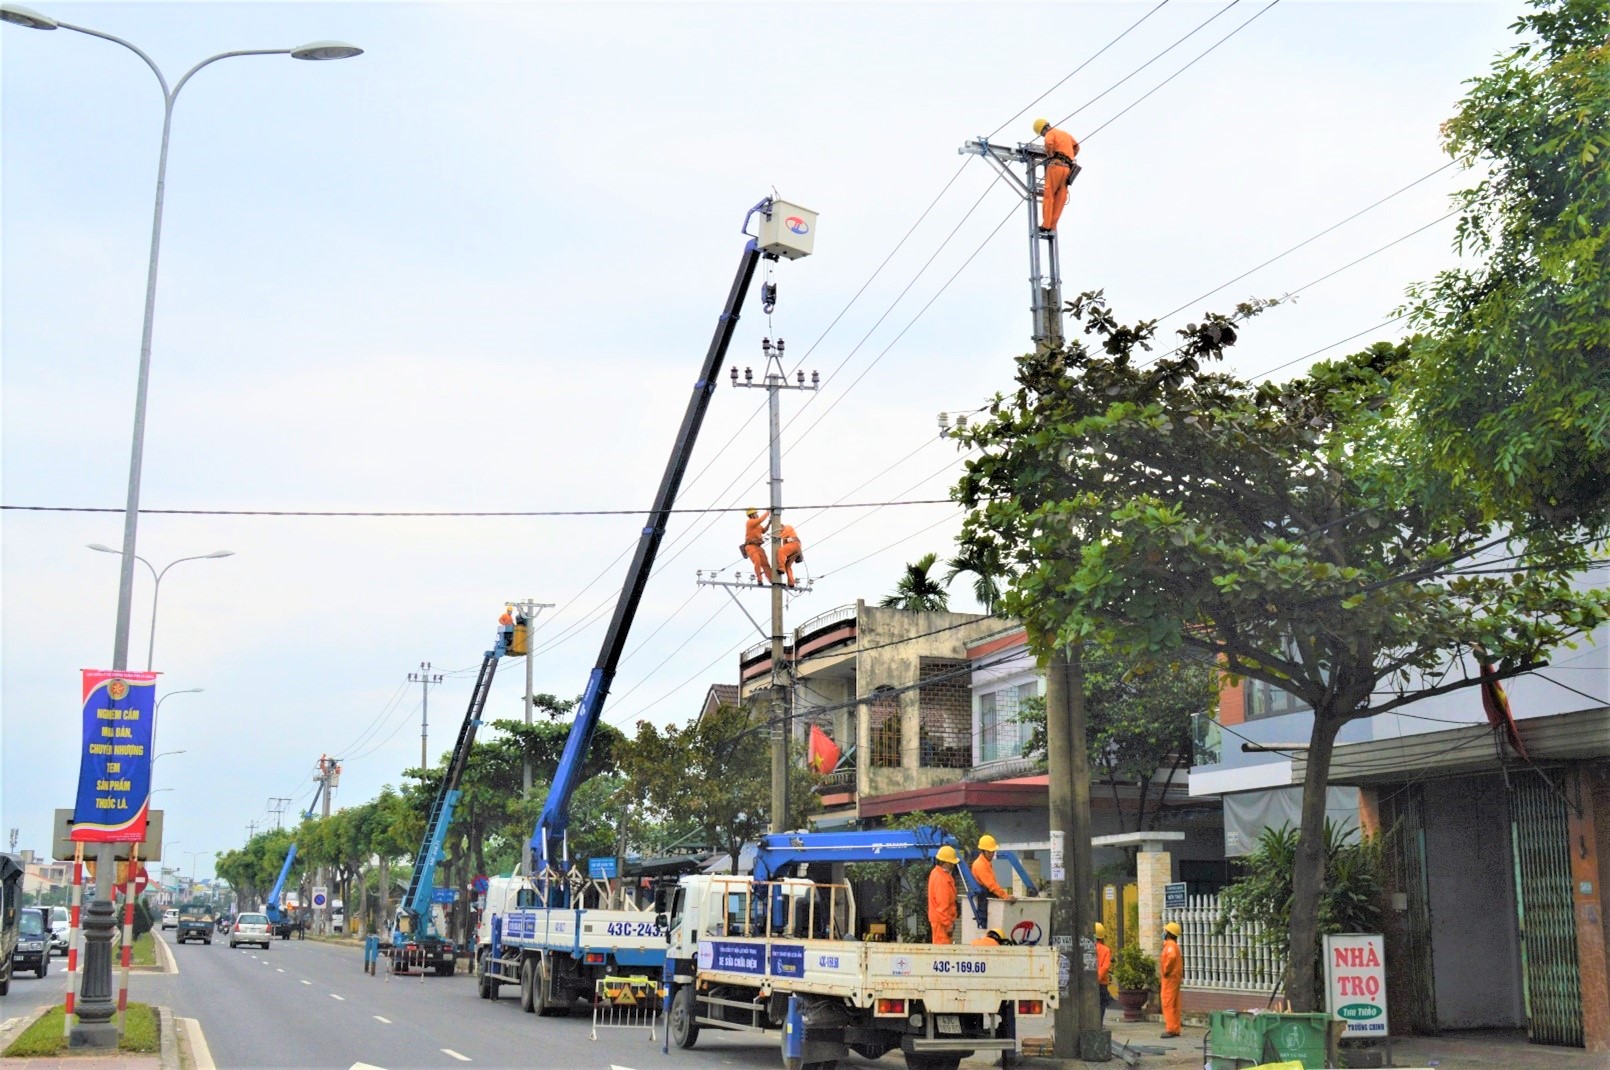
<box><xmin>330</xmin><ymin>993</ymin><xmax>346</xmax><ymax>1001</ymax></box>
<box><xmin>373</xmin><ymin>1015</ymin><xmax>392</xmax><ymax>1024</ymax></box>
<box><xmin>441</xmin><ymin>1051</ymin><xmax>470</xmax><ymax>1062</ymax></box>
<box><xmin>300</xmin><ymin>979</ymin><xmax>312</xmax><ymax>985</ymax></box>
<box><xmin>277</xmin><ymin>968</ymin><xmax>286</xmax><ymax>973</ymax></box>
<box><xmin>180</xmin><ymin>1016</ymin><xmax>217</xmax><ymax>1070</ymax></box>
<box><xmin>350</xmin><ymin>1064</ymin><xmax>389</xmax><ymax>1070</ymax></box>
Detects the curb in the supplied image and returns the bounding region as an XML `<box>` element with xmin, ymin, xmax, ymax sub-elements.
<box><xmin>157</xmin><ymin>1006</ymin><xmax>178</xmax><ymax>1070</ymax></box>
<box><xmin>0</xmin><ymin>1004</ymin><xmax>51</xmax><ymax>1053</ymax></box>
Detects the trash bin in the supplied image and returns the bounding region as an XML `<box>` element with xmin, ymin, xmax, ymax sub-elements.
<box><xmin>1207</xmin><ymin>1010</ymin><xmax>1331</xmax><ymax>1069</ymax></box>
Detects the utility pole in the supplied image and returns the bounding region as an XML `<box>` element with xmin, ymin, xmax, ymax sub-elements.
<box><xmin>723</xmin><ymin>320</ymin><xmax>818</xmax><ymax>834</ymax></box>
<box><xmin>959</xmin><ymin>130</ymin><xmax>1106</xmax><ymax>1060</ymax></box>
<box><xmin>312</xmin><ymin>756</ymin><xmax>340</xmax><ymax>935</ymax></box>
<box><xmin>509</xmin><ymin>599</ymin><xmax>555</xmax><ymax>800</ymax></box>
<box><xmin>408</xmin><ymin>663</ymin><xmax>443</xmax><ymax>771</ymax></box>
<box><xmin>245</xmin><ymin>821</ymin><xmax>258</xmax><ymax>842</ymax></box>
<box><xmin>266</xmin><ymin>797</ymin><xmax>290</xmax><ymax>830</ymax></box>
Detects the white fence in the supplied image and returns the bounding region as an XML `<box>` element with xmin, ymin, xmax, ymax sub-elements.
<box><xmin>1162</xmin><ymin>893</ymin><xmax>1281</xmax><ymax>994</ymax></box>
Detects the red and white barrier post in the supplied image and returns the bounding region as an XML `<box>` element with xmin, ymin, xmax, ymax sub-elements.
<box><xmin>64</xmin><ymin>845</ymin><xmax>84</xmax><ymax>1039</ymax></box>
<box><xmin>116</xmin><ymin>845</ymin><xmax>138</xmax><ymax>1033</ymax></box>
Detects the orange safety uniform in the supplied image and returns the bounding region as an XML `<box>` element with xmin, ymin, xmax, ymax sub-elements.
<box><xmin>774</xmin><ymin>524</ymin><xmax>804</xmax><ymax>586</ymax></box>
<box><xmin>1159</xmin><ymin>936</ymin><xmax>1183</xmax><ymax>1034</ymax></box>
<box><xmin>927</xmin><ymin>864</ymin><xmax>958</xmax><ymax>945</ymax></box>
<box><xmin>741</xmin><ymin>512</ymin><xmax>773</xmax><ymax>583</ymax></box>
<box><xmin>970</xmin><ymin>933</ymin><xmax>1003</xmax><ymax>947</ymax></box>
<box><xmin>498</xmin><ymin>608</ymin><xmax>514</xmax><ymax>627</ymax></box>
<box><xmin>971</xmin><ymin>853</ymin><xmax>1010</xmax><ymax>899</ymax></box>
<box><xmin>1096</xmin><ymin>940</ymin><xmax>1112</xmax><ymax>987</ymax></box>
<box><xmin>1040</xmin><ymin>126</ymin><xmax>1080</xmax><ymax>231</ymax></box>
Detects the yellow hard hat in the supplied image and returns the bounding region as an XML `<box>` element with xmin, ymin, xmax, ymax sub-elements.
<box><xmin>1032</xmin><ymin>118</ymin><xmax>1050</xmax><ymax>135</ymax></box>
<box><xmin>1165</xmin><ymin>921</ymin><xmax>1182</xmax><ymax>937</ymax></box>
<box><xmin>745</xmin><ymin>508</ymin><xmax>759</xmax><ymax>517</ymax></box>
<box><xmin>1095</xmin><ymin>922</ymin><xmax>1107</xmax><ymax>939</ymax></box>
<box><xmin>977</xmin><ymin>834</ymin><xmax>998</xmax><ymax>852</ymax></box>
<box><xmin>936</xmin><ymin>845</ymin><xmax>960</xmax><ymax>865</ymax></box>
<box><xmin>986</xmin><ymin>928</ymin><xmax>1004</xmax><ymax>941</ymax></box>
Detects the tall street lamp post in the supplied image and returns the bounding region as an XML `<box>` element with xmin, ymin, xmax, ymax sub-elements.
<box><xmin>0</xmin><ymin>7</ymin><xmax>362</xmax><ymax>1045</ymax></box>
<box><xmin>87</xmin><ymin>547</ymin><xmax>232</xmax><ymax>671</ymax></box>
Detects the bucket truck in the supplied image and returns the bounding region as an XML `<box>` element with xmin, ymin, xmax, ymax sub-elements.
<box><xmin>264</xmin><ymin>777</ymin><xmax>328</xmax><ymax>939</ymax></box>
<box><xmin>474</xmin><ymin>196</ymin><xmax>815</xmax><ymax>1012</ymax></box>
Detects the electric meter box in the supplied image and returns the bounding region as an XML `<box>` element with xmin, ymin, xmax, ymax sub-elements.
<box><xmin>758</xmin><ymin>200</ymin><xmax>817</xmax><ymax>260</ymax></box>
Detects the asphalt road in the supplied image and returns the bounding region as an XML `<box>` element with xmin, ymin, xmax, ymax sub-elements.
<box><xmin>151</xmin><ymin>931</ymin><xmax>830</xmax><ymax>1070</ymax></box>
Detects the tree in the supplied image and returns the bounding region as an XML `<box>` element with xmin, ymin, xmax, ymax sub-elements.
<box><xmin>1019</xmin><ymin>651</ymin><xmax>1213</xmax><ymax>839</ymax></box>
<box><xmin>617</xmin><ymin>703</ymin><xmax>817</xmax><ymax>873</ymax></box>
<box><xmin>954</xmin><ymin>292</ymin><xmax>1609</xmax><ymax>1010</ymax></box>
<box><xmin>845</xmin><ymin>810</ymin><xmax>980</xmax><ymax>943</ymax></box>
<box><xmin>1400</xmin><ymin>0</ymin><xmax>1610</xmax><ymax>530</ymax></box>
<box><xmin>943</xmin><ymin>543</ymin><xmax>1004</xmax><ymax>614</ymax></box>
<box><xmin>880</xmin><ymin>552</ymin><xmax>950</xmax><ymax>612</ymax></box>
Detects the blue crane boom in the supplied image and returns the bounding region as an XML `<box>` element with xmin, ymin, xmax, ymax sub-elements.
<box><xmin>264</xmin><ymin>778</ymin><xmax>327</xmax><ymax>925</ymax></box>
<box><xmin>529</xmin><ymin>198</ymin><xmax>782</xmax><ymax>888</ymax></box>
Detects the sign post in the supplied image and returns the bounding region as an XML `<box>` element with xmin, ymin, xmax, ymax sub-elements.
<box><xmin>1323</xmin><ymin>933</ymin><xmax>1389</xmax><ymax>1039</ymax></box>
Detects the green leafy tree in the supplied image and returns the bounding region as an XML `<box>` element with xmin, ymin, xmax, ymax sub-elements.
<box><xmin>880</xmin><ymin>552</ymin><xmax>950</xmax><ymax>612</ymax></box>
<box><xmin>1400</xmin><ymin>0</ymin><xmax>1610</xmax><ymax>530</ymax></box>
<box><xmin>954</xmin><ymin>292</ymin><xmax>1609</xmax><ymax>1010</ymax></box>
<box><xmin>1215</xmin><ymin>823</ymin><xmax>1386</xmax><ymax>1005</ymax></box>
<box><xmin>943</xmin><ymin>543</ymin><xmax>1004</xmax><ymax>614</ymax></box>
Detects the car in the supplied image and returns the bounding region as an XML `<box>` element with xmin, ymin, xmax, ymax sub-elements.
<box><xmin>161</xmin><ymin>908</ymin><xmax>178</xmax><ymax>930</ymax></box>
<box><xmin>229</xmin><ymin>912</ymin><xmax>272</xmax><ymax>950</ymax></box>
<box><xmin>50</xmin><ymin>906</ymin><xmax>69</xmax><ymax>956</ymax></box>
<box><xmin>14</xmin><ymin>908</ymin><xmax>51</xmax><ymax>978</ymax></box>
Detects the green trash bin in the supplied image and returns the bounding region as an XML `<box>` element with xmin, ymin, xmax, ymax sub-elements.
<box><xmin>1207</xmin><ymin>1010</ymin><xmax>1331</xmax><ymax>1069</ymax></box>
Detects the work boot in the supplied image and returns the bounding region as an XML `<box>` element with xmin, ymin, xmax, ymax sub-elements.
<box><xmin>1160</xmin><ymin>1031</ymin><xmax>1179</xmax><ymax>1038</ymax></box>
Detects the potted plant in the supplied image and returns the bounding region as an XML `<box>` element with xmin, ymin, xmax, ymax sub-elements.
<box><xmin>1113</xmin><ymin>943</ymin><xmax>1158</xmax><ymax>1021</ymax></box>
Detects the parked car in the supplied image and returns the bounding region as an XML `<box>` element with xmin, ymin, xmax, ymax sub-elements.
<box><xmin>229</xmin><ymin>912</ymin><xmax>272</xmax><ymax>950</ymax></box>
<box><xmin>14</xmin><ymin>908</ymin><xmax>51</xmax><ymax>978</ymax></box>
<box><xmin>50</xmin><ymin>906</ymin><xmax>69</xmax><ymax>956</ymax></box>
<box><xmin>161</xmin><ymin>908</ymin><xmax>178</xmax><ymax>930</ymax></box>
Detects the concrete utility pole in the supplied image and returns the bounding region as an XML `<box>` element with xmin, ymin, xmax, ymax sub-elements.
<box><xmin>312</xmin><ymin>756</ymin><xmax>340</xmax><ymax>935</ymax></box>
<box><xmin>701</xmin><ymin>325</ymin><xmax>817</xmax><ymax>834</ymax></box>
<box><xmin>509</xmin><ymin>599</ymin><xmax>554</xmax><ymax>800</ymax></box>
<box><xmin>960</xmin><ymin>130</ymin><xmax>1107</xmax><ymax>1059</ymax></box>
<box><xmin>408</xmin><ymin>663</ymin><xmax>443</xmax><ymax>771</ymax></box>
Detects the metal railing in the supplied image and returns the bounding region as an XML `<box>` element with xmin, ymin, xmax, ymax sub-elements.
<box><xmin>1163</xmin><ymin>893</ymin><xmax>1280</xmax><ymax>993</ymax></box>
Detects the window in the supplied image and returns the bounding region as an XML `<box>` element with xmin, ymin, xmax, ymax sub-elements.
<box><xmin>868</xmin><ymin>687</ymin><xmax>901</xmax><ymax>767</ymax></box>
<box><xmin>977</xmin><ymin>680</ymin><xmax>1037</xmax><ymax>763</ymax></box>
<box><xmin>1244</xmin><ymin>679</ymin><xmax>1310</xmax><ymax>720</ymax></box>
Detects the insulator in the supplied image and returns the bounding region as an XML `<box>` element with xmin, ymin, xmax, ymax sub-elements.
<box><xmin>956</xmin><ymin>414</ymin><xmax>969</xmax><ymax>430</ymax></box>
<box><xmin>776</xmin><ymin>339</ymin><xmax>786</xmax><ymax>358</ymax></box>
<box><xmin>761</xmin><ymin>337</ymin><xmax>772</xmax><ymax>356</ymax></box>
<box><xmin>745</xmin><ymin>367</ymin><xmax>753</xmax><ymax>382</ymax></box>
<box><xmin>797</xmin><ymin>371</ymin><xmax>805</xmax><ymax>385</ymax></box>
<box><xmin>730</xmin><ymin>366</ymin><xmax>739</xmax><ymax>384</ymax></box>
<box><xmin>810</xmin><ymin>370</ymin><xmax>819</xmax><ymax>385</ymax></box>
<box><xmin>938</xmin><ymin>412</ymin><xmax>951</xmax><ymax>438</ymax></box>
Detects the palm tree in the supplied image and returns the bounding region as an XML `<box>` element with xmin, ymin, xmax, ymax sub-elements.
<box><xmin>880</xmin><ymin>552</ymin><xmax>950</xmax><ymax>612</ymax></box>
<box><xmin>943</xmin><ymin>543</ymin><xmax>1003</xmax><ymax>614</ymax></box>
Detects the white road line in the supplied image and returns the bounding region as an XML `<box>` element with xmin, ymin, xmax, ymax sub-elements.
<box><xmin>441</xmin><ymin>1050</ymin><xmax>470</xmax><ymax>1062</ymax></box>
<box><xmin>180</xmin><ymin>1016</ymin><xmax>217</xmax><ymax>1070</ymax></box>
<box><xmin>277</xmin><ymin>968</ymin><xmax>286</xmax><ymax>973</ymax></box>
<box><xmin>373</xmin><ymin>1015</ymin><xmax>392</xmax><ymax>1024</ymax></box>
<box><xmin>349</xmin><ymin>1064</ymin><xmax>389</xmax><ymax>1070</ymax></box>
<box><xmin>300</xmin><ymin>979</ymin><xmax>312</xmax><ymax>985</ymax></box>
<box><xmin>330</xmin><ymin>993</ymin><xmax>346</xmax><ymax>1000</ymax></box>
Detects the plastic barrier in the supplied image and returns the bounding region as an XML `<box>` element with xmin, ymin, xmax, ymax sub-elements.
<box><xmin>590</xmin><ymin>975</ymin><xmax>659</xmax><ymax>1042</ymax></box>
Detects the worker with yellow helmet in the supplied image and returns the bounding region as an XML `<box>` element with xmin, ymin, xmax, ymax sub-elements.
<box><xmin>1160</xmin><ymin>920</ymin><xmax>1184</xmax><ymax>1037</ymax></box>
<box><xmin>969</xmin><ymin>927</ymin><xmax>1007</xmax><ymax>948</ymax></box>
<box><xmin>927</xmin><ymin>845</ymin><xmax>961</xmax><ymax>945</ymax></box>
<box><xmin>1030</xmin><ymin>117</ymin><xmax>1080</xmax><ymax>232</ymax></box>
<box><xmin>740</xmin><ymin>508</ymin><xmax>774</xmax><ymax>584</ymax></box>
<box><xmin>1095</xmin><ymin>922</ymin><xmax>1114</xmax><ymax>1023</ymax></box>
<box><xmin>971</xmin><ymin>834</ymin><xmax>1016</xmax><ymax>902</ymax></box>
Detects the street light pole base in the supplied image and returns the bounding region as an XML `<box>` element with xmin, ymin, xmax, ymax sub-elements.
<box><xmin>68</xmin><ymin>1022</ymin><xmax>119</xmax><ymax>1049</ymax></box>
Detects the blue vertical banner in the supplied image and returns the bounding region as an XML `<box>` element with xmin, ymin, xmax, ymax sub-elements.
<box><xmin>70</xmin><ymin>670</ymin><xmax>158</xmax><ymax>842</ymax></box>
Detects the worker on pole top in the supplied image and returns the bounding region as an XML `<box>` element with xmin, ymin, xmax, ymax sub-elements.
<box><xmin>927</xmin><ymin>845</ymin><xmax>960</xmax><ymax>945</ymax></box>
<box><xmin>1032</xmin><ymin>118</ymin><xmax>1080</xmax><ymax>233</ymax></box>
<box><xmin>972</xmin><ymin>834</ymin><xmax>1016</xmax><ymax>902</ymax></box>
<box><xmin>775</xmin><ymin>522</ymin><xmax>804</xmax><ymax>587</ymax></box>
<box><xmin>741</xmin><ymin>508</ymin><xmax>774</xmax><ymax>585</ymax></box>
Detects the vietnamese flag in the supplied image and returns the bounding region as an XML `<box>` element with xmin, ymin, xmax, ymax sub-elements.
<box><xmin>1480</xmin><ymin>662</ymin><xmax>1529</xmax><ymax>761</ymax></box>
<box><xmin>808</xmin><ymin>724</ymin><xmax>842</xmax><ymax>774</ymax></box>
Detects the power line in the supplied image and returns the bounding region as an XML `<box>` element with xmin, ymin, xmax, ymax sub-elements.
<box><xmin>0</xmin><ymin>497</ymin><xmax>956</xmax><ymax>518</ymax></box>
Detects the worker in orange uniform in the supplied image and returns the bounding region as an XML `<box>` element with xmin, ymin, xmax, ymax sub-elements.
<box><xmin>1159</xmin><ymin>920</ymin><xmax>1183</xmax><ymax>1038</ymax></box>
<box><xmin>1031</xmin><ymin>118</ymin><xmax>1080</xmax><ymax>233</ymax></box>
<box><xmin>927</xmin><ymin>845</ymin><xmax>960</xmax><ymax>945</ymax></box>
<box><xmin>1095</xmin><ymin>922</ymin><xmax>1114</xmax><ymax>1024</ymax></box>
<box><xmin>740</xmin><ymin>508</ymin><xmax>774</xmax><ymax>584</ymax></box>
<box><xmin>774</xmin><ymin>523</ymin><xmax>804</xmax><ymax>587</ymax></box>
<box><xmin>969</xmin><ymin>928</ymin><xmax>1006</xmax><ymax>947</ymax></box>
<box><xmin>498</xmin><ymin>605</ymin><xmax>514</xmax><ymax>628</ymax></box>
<box><xmin>971</xmin><ymin>835</ymin><xmax>1016</xmax><ymax>902</ymax></box>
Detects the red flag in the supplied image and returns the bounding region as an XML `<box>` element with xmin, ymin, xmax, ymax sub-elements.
<box><xmin>807</xmin><ymin>725</ymin><xmax>841</xmax><ymax>774</ymax></box>
<box><xmin>1480</xmin><ymin>663</ymin><xmax>1529</xmax><ymax>761</ymax></box>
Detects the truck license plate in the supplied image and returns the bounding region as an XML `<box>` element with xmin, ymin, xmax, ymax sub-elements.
<box><xmin>937</xmin><ymin>1015</ymin><xmax>962</xmax><ymax>1035</ymax></box>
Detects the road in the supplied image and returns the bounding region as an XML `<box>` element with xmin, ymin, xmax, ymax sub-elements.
<box><xmin>133</xmin><ymin>931</ymin><xmax>849</xmax><ymax>1069</ymax></box>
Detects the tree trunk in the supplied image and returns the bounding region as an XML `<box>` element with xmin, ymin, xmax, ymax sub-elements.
<box><xmin>378</xmin><ymin>854</ymin><xmax>390</xmax><ymax>935</ymax></box>
<box><xmin>1287</xmin><ymin>713</ymin><xmax>1344</xmax><ymax>1011</ymax></box>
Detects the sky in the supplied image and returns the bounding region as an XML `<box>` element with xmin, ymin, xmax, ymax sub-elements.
<box><xmin>2</xmin><ymin>0</ymin><xmax>1529</xmax><ymax>878</ymax></box>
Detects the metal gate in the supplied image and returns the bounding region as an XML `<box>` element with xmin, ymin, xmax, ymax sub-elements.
<box><xmin>1381</xmin><ymin>785</ymin><xmax>1437</xmax><ymax>1034</ymax></box>
<box><xmin>1509</xmin><ymin>771</ymin><xmax>1583</xmax><ymax>1047</ymax></box>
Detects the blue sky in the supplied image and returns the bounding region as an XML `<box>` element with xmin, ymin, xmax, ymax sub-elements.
<box><xmin>2</xmin><ymin>1</ymin><xmax>1524</xmax><ymax>875</ymax></box>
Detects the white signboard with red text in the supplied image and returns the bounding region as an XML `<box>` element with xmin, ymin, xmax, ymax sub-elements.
<box><xmin>1324</xmin><ymin>933</ymin><xmax>1389</xmax><ymax>1038</ymax></box>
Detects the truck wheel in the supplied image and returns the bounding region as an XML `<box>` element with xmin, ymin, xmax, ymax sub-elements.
<box><xmin>36</xmin><ymin>957</ymin><xmax>48</xmax><ymax>979</ymax></box>
<box><xmin>669</xmin><ymin>985</ymin><xmax>700</xmax><ymax>1050</ymax></box>
<box><xmin>519</xmin><ymin>957</ymin><xmax>536</xmax><ymax>1013</ymax></box>
<box><xmin>0</xmin><ymin>962</ymin><xmax>11</xmax><ymax>996</ymax></box>
<box><xmin>535</xmin><ymin>956</ymin><xmax>568</xmax><ymax>1017</ymax></box>
<box><xmin>476</xmin><ymin>955</ymin><xmax>492</xmax><ymax>999</ymax></box>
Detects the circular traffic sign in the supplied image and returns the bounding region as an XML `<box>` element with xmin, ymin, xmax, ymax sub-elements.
<box><xmin>312</xmin><ymin>891</ymin><xmax>328</xmax><ymax>908</ymax></box>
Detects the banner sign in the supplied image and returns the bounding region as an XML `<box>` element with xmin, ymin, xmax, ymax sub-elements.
<box><xmin>1324</xmin><ymin>933</ymin><xmax>1389</xmax><ymax>1037</ymax></box>
<box><xmin>71</xmin><ymin>670</ymin><xmax>158</xmax><ymax>842</ymax></box>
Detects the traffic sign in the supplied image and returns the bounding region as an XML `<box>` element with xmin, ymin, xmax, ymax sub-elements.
<box><xmin>471</xmin><ymin>874</ymin><xmax>489</xmax><ymax>893</ymax></box>
<box><xmin>430</xmin><ymin>887</ymin><xmax>458</xmax><ymax>904</ymax></box>
<box><xmin>312</xmin><ymin>886</ymin><xmax>329</xmax><ymax>909</ymax></box>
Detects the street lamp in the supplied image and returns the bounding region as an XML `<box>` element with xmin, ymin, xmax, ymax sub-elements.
<box><xmin>152</xmin><ymin>688</ymin><xmax>202</xmax><ymax>748</ymax></box>
<box><xmin>86</xmin><ymin>547</ymin><xmax>233</xmax><ymax>671</ymax></box>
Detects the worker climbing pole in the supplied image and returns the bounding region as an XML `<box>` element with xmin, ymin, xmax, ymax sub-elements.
<box><xmin>958</xmin><ymin>119</ymin><xmax>1083</xmax><ymax>352</ymax></box>
<box><xmin>697</xmin><ymin>233</ymin><xmax>820</xmax><ymax>834</ymax></box>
